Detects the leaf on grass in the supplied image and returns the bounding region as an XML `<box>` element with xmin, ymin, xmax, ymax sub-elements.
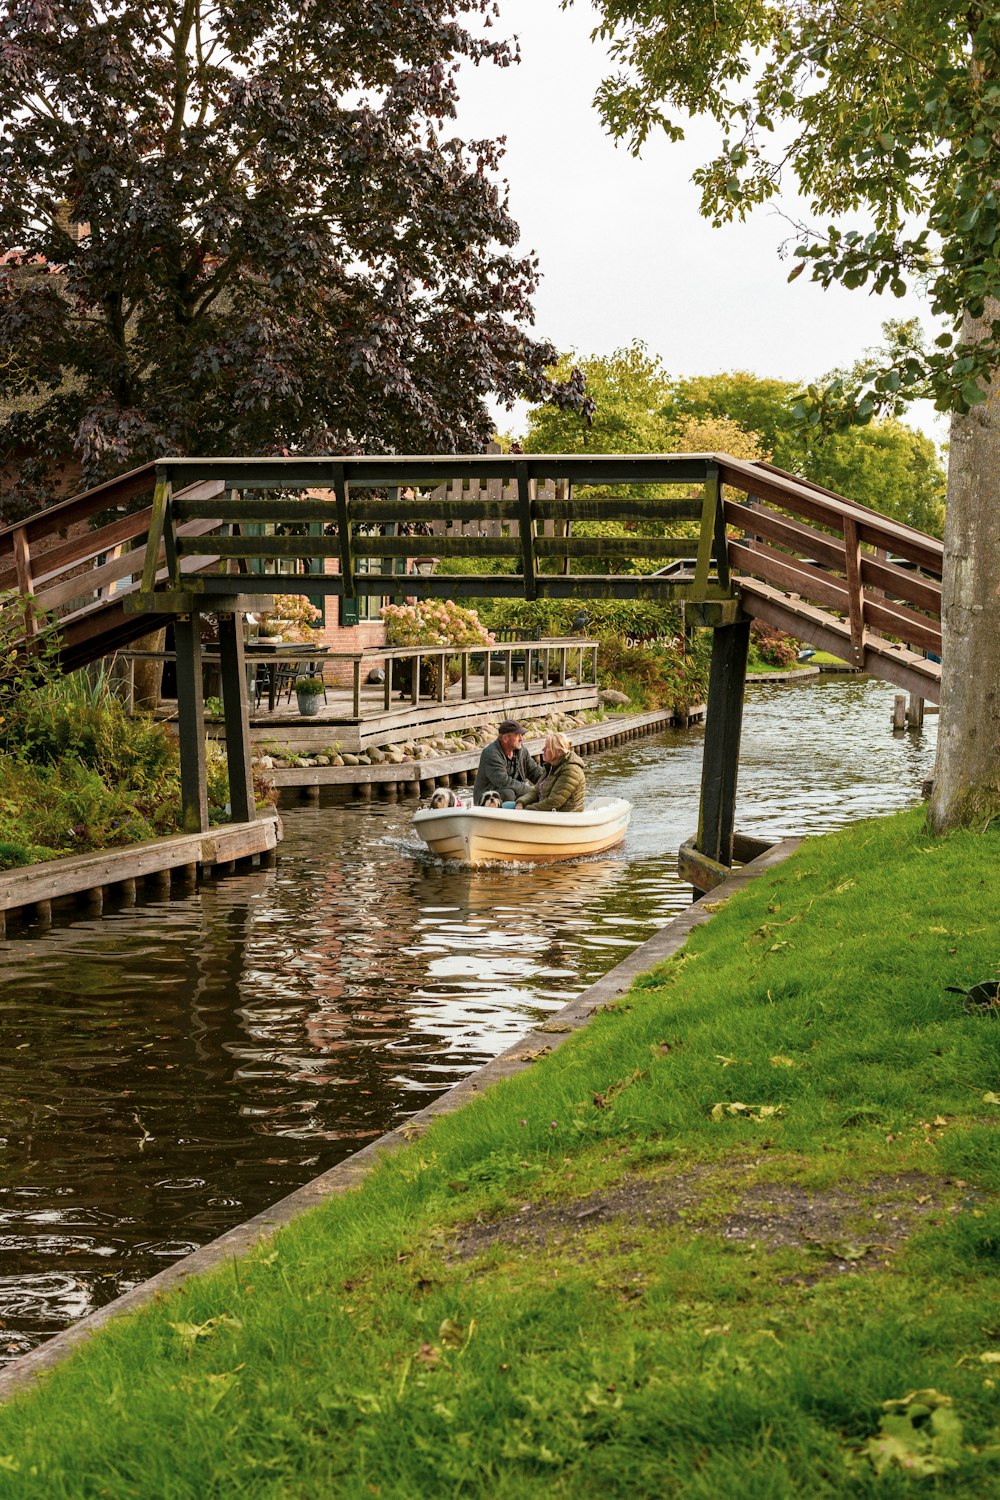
<box><xmin>812</xmin><ymin>1239</ymin><xmax>873</xmax><ymax>1262</ymax></box>
<box><xmin>847</xmin><ymin>1389</ymin><xmax>964</xmax><ymax>1477</ymax></box>
<box><xmin>833</xmin><ymin>880</ymin><xmax>856</xmax><ymax>893</ymax></box>
<box><xmin>770</xmin><ymin>1054</ymin><xmax>796</xmax><ymax>1068</ymax></box>
<box><xmin>715</xmin><ymin>1054</ymin><xmax>739</xmax><ymax>1068</ymax></box>
<box><xmin>710</xmin><ymin>1102</ymin><xmax>786</xmax><ymax>1123</ymax></box>
<box><xmin>438</xmin><ymin>1318</ymin><xmax>465</xmax><ymax>1348</ymax></box>
<box><xmin>593</xmin><ymin>1066</ymin><xmax>646</xmax><ymax>1109</ymax></box>
<box><xmin>167</xmin><ymin>1313</ymin><xmax>242</xmax><ymax>1352</ymax></box>
<box><xmin>983</xmin><ymin>1092</ymin><xmax>1000</xmax><ymax>1106</ymax></box>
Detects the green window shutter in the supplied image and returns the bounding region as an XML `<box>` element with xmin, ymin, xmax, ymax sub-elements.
<box><xmin>306</xmin><ymin>522</ymin><xmax>325</xmax><ymax>626</ymax></box>
<box><xmin>241</xmin><ymin>520</ymin><xmax>265</xmax><ymax>575</ymax></box>
<box><xmin>341</xmin><ymin>591</ymin><xmax>360</xmax><ymax>627</ymax></box>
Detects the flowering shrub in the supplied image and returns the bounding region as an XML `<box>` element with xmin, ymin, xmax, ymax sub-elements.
<box><xmin>750</xmin><ymin>621</ymin><xmax>799</xmax><ymax>668</ymax></box>
<box><xmin>597</xmin><ymin>633</ymin><xmax>709</xmax><ymax>714</ymax></box>
<box><xmin>260</xmin><ymin>594</ymin><xmax>323</xmax><ymax>643</ymax></box>
<box><xmin>381</xmin><ymin>600</ymin><xmax>493</xmax><ymax>648</ymax></box>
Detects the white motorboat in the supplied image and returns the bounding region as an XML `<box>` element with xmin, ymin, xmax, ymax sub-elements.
<box><xmin>412</xmin><ymin>796</ymin><xmax>632</xmax><ymax>866</ymax></box>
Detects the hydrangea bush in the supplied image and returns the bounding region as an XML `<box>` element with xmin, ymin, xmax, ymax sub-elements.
<box><xmin>259</xmin><ymin>594</ymin><xmax>323</xmax><ymax>643</ymax></box>
<box><xmin>380</xmin><ymin>601</ymin><xmax>493</xmax><ymax>649</ymax></box>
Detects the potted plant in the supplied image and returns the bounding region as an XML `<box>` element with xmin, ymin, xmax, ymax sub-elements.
<box><xmin>294</xmin><ymin>675</ymin><xmax>325</xmax><ymax>716</ymax></box>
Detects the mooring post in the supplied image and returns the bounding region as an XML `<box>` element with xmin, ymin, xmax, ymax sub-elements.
<box><xmin>174</xmin><ymin>611</ymin><xmax>209</xmax><ymax>833</ymax></box>
<box><xmin>906</xmin><ymin>692</ymin><xmax>925</xmax><ymax>729</ymax></box>
<box><xmin>697</xmin><ymin>618</ymin><xmax>751</xmax><ymax>867</ymax></box>
<box><xmin>217</xmin><ymin>611</ymin><xmax>256</xmax><ymax>824</ymax></box>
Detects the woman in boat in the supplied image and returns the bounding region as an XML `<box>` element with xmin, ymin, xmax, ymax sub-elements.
<box><xmin>515</xmin><ymin>732</ymin><xmax>586</xmax><ymax>813</ymax></box>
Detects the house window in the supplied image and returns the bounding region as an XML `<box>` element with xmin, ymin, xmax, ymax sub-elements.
<box><xmin>341</xmin><ymin>555</ymin><xmax>383</xmax><ymax>625</ymax></box>
<box><xmin>340</xmin><ymin>525</ymin><xmax>408</xmax><ymax>625</ymax></box>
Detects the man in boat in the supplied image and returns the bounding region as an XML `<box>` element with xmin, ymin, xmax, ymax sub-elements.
<box><xmin>473</xmin><ymin>719</ymin><xmax>544</xmax><ymax>805</ymax></box>
<box><xmin>514</xmin><ymin>732</ymin><xmax>586</xmax><ymax>812</ymax></box>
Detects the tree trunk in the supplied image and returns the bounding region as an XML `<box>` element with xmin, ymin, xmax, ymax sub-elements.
<box><xmin>928</xmin><ymin>303</ymin><xmax>1000</xmax><ymax>832</ymax></box>
<box><xmin>130</xmin><ymin>628</ymin><xmax>166</xmax><ymax>712</ymax></box>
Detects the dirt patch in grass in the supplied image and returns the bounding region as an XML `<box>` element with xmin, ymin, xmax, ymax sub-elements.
<box><xmin>447</xmin><ymin>1159</ymin><xmax>960</xmax><ymax>1278</ymax></box>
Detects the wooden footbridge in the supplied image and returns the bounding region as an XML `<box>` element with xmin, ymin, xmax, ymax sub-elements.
<box><xmin>0</xmin><ymin>453</ymin><xmax>943</xmax><ymax>886</ymax></box>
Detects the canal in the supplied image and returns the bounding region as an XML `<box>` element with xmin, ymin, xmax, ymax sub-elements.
<box><xmin>0</xmin><ymin>675</ymin><xmax>936</xmax><ymax>1360</ymax></box>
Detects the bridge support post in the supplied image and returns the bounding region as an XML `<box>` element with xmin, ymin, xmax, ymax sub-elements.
<box><xmin>175</xmin><ymin>612</ymin><xmax>209</xmax><ymax>833</ymax></box>
<box><xmin>218</xmin><ymin>611</ymin><xmax>257</xmax><ymax>824</ymax></box>
<box><xmin>697</xmin><ymin>618</ymin><xmax>751</xmax><ymax>868</ymax></box>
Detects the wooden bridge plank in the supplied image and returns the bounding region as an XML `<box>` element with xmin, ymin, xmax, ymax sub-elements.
<box><xmin>718</xmin><ymin>456</ymin><xmax>943</xmax><ymax>574</ymax></box>
<box><xmin>0</xmin><ymin>506</ymin><xmax>155</xmax><ymax>594</ymax></box>
<box><xmin>0</xmin><ymin>463</ymin><xmax>157</xmax><ymax>556</ymax></box>
<box><xmin>736</xmin><ymin>578</ymin><xmax>942</xmax><ymax>702</ymax></box>
<box><xmin>724</xmin><ymin>497</ymin><xmax>847</xmax><ymax>569</ymax></box>
<box><xmin>842</xmin><ymin>515</ymin><xmax>867</xmax><ymax>665</ymax></box>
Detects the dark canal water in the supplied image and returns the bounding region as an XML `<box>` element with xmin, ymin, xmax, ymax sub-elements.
<box><xmin>0</xmin><ymin>675</ymin><xmax>936</xmax><ymax>1360</ymax></box>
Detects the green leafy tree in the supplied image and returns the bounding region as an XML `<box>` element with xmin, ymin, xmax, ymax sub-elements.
<box><xmin>522</xmin><ymin>343</ymin><xmax>679</xmax><ymax>576</ymax></box>
<box><xmin>523</xmin><ymin>343</ymin><xmax>673</xmax><ymax>454</ymax></box>
<box><xmin>0</xmin><ymin>1</ymin><xmax>591</xmax><ymax>520</ymax></box>
<box><xmin>665</xmin><ymin>370</ymin><xmax>945</xmax><ymax>535</ymax></box>
<box><xmin>579</xmin><ymin>0</ymin><xmax>1000</xmax><ymax>829</ymax></box>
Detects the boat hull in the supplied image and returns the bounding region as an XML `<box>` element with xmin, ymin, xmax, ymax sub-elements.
<box><xmin>412</xmin><ymin>797</ymin><xmax>632</xmax><ymax>866</ymax></box>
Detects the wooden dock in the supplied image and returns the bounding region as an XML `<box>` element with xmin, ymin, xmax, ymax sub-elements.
<box><xmin>269</xmin><ymin>707</ymin><xmax>703</xmax><ymax>802</ymax></box>
<box><xmin>0</xmin><ymin>814</ymin><xmax>281</xmax><ymax>937</ymax></box>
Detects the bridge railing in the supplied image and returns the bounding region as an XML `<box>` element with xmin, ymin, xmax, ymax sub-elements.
<box><xmin>718</xmin><ymin>456</ymin><xmax>943</xmax><ymax>666</ymax></box>
<box><xmin>0</xmin><ymin>464</ymin><xmax>227</xmax><ymax>663</ymax></box>
<box><xmin>1</xmin><ymin>453</ymin><xmax>945</xmax><ymax>685</ymax></box>
<box><xmin>135</xmin><ymin>453</ymin><xmax>733</xmax><ymax>606</ymax></box>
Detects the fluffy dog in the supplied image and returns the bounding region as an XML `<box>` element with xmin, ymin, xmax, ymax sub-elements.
<box><xmin>479</xmin><ymin>790</ymin><xmax>504</xmax><ymax>809</ymax></box>
<box><xmin>427</xmin><ymin>787</ymin><xmax>459</xmax><ymax>809</ymax></box>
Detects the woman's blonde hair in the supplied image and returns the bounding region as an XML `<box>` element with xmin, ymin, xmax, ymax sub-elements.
<box><xmin>545</xmin><ymin>732</ymin><xmax>572</xmax><ymax>759</ymax></box>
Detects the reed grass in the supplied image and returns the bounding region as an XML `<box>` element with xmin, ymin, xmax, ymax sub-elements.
<box><xmin>0</xmin><ymin>806</ymin><xmax>998</xmax><ymax>1496</ymax></box>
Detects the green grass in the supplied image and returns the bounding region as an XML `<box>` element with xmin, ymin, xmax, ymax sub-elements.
<box><xmin>1</xmin><ymin>807</ymin><xmax>999</xmax><ymax>1496</ymax></box>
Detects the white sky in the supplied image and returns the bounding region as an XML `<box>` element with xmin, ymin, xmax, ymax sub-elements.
<box><xmin>455</xmin><ymin>0</ymin><xmax>947</xmax><ymax>449</ymax></box>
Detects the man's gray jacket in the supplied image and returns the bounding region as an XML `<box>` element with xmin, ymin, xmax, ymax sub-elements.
<box><xmin>473</xmin><ymin>739</ymin><xmax>544</xmax><ymax>805</ymax></box>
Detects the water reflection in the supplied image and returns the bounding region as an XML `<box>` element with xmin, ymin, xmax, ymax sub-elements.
<box><xmin>0</xmin><ymin>675</ymin><xmax>936</xmax><ymax>1358</ymax></box>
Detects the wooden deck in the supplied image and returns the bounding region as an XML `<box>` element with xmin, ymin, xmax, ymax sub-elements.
<box><xmin>198</xmin><ymin>667</ymin><xmax>601</xmax><ymax>754</ymax></box>
<box><xmin>0</xmin><ymin>814</ymin><xmax>281</xmax><ymax>936</ymax></box>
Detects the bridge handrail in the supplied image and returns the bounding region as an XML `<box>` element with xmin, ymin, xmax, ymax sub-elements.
<box><xmin>0</xmin><ymin>452</ymin><xmax>945</xmax><ymax>688</ymax></box>
<box><xmin>718</xmin><ymin>457</ymin><xmax>942</xmax><ymax>666</ymax></box>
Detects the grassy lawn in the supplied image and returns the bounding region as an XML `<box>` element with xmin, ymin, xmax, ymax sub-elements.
<box><xmin>1</xmin><ymin>807</ymin><xmax>998</xmax><ymax>1496</ymax></box>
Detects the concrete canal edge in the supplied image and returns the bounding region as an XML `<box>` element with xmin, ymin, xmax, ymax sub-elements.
<box><xmin>0</xmin><ymin>833</ymin><xmax>801</xmax><ymax>1405</ymax></box>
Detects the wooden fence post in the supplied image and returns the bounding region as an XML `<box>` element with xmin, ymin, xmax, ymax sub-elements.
<box><xmin>217</xmin><ymin>611</ymin><xmax>256</xmax><ymax>824</ymax></box>
<box><xmin>174</xmin><ymin>612</ymin><xmax>209</xmax><ymax>833</ymax></box>
<box><xmin>697</xmin><ymin>618</ymin><xmax>751</xmax><ymax>867</ymax></box>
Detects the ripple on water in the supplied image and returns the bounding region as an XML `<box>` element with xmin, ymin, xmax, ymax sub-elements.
<box><xmin>0</xmin><ymin>676</ymin><xmax>936</xmax><ymax>1358</ymax></box>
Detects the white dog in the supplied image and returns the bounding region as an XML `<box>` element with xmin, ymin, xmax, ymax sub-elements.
<box><xmin>479</xmin><ymin>790</ymin><xmax>504</xmax><ymax>809</ymax></box>
<box><xmin>427</xmin><ymin>787</ymin><xmax>459</xmax><ymax>809</ymax></box>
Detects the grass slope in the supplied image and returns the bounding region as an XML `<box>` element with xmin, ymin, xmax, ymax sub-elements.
<box><xmin>1</xmin><ymin>806</ymin><xmax>998</xmax><ymax>1497</ymax></box>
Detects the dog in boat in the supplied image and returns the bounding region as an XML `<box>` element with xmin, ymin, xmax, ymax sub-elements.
<box><xmin>426</xmin><ymin>787</ymin><xmax>459</xmax><ymax>809</ymax></box>
<box><xmin>479</xmin><ymin>790</ymin><xmax>504</xmax><ymax>809</ymax></box>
